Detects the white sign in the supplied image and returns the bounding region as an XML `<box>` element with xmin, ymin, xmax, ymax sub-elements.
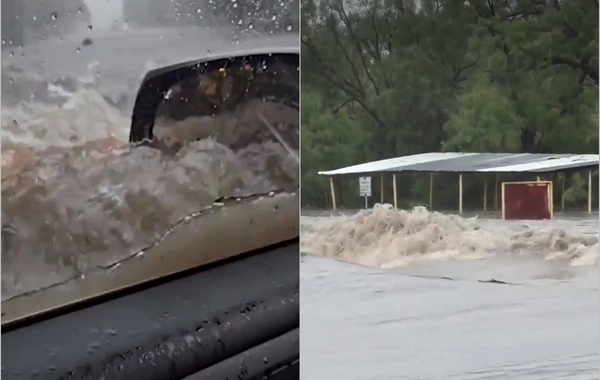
<box><xmin>359</xmin><ymin>176</ymin><xmax>372</xmax><ymax>197</ymax></box>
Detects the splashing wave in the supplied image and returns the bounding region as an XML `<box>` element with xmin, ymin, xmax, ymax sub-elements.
<box><xmin>301</xmin><ymin>204</ymin><xmax>598</xmax><ymax>269</ymax></box>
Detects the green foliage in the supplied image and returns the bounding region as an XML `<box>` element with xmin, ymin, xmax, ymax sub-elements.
<box><xmin>301</xmin><ymin>0</ymin><xmax>598</xmax><ymax>209</ymax></box>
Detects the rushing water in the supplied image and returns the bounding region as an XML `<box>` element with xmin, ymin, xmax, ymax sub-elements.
<box><xmin>301</xmin><ymin>206</ymin><xmax>599</xmax><ymax>380</ymax></box>
<box><xmin>1</xmin><ymin>28</ymin><xmax>299</xmax><ymax>302</ymax></box>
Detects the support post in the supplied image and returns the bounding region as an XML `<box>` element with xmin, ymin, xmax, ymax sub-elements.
<box><xmin>393</xmin><ymin>174</ymin><xmax>398</xmax><ymax>210</ymax></box>
<box><xmin>329</xmin><ymin>177</ymin><xmax>337</xmax><ymax>210</ymax></box>
<box><xmin>561</xmin><ymin>173</ymin><xmax>565</xmax><ymax>212</ymax></box>
<box><xmin>380</xmin><ymin>174</ymin><xmax>384</xmax><ymax>204</ymax></box>
<box><xmin>483</xmin><ymin>177</ymin><xmax>487</xmax><ymax>212</ymax></box>
<box><xmin>429</xmin><ymin>173</ymin><xmax>434</xmax><ymax>210</ymax></box>
<box><xmin>458</xmin><ymin>174</ymin><xmax>463</xmax><ymax>215</ymax></box>
<box><xmin>494</xmin><ymin>174</ymin><xmax>499</xmax><ymax>210</ymax></box>
<box><xmin>588</xmin><ymin>170</ymin><xmax>592</xmax><ymax>213</ymax></box>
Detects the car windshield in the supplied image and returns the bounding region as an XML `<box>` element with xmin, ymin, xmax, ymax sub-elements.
<box><xmin>1</xmin><ymin>0</ymin><xmax>299</xmax><ymax>322</ymax></box>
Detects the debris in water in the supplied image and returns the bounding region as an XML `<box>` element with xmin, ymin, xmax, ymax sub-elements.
<box><xmin>478</xmin><ymin>278</ymin><xmax>510</xmax><ymax>285</ymax></box>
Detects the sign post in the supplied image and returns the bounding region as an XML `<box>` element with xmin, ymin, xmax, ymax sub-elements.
<box><xmin>359</xmin><ymin>176</ymin><xmax>372</xmax><ymax>209</ymax></box>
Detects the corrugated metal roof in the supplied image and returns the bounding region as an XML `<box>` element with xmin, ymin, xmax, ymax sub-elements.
<box><xmin>318</xmin><ymin>153</ymin><xmax>599</xmax><ymax>176</ymax></box>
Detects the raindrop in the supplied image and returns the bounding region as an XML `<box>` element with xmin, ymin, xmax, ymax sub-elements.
<box><xmin>78</xmin><ymin>7</ymin><xmax>84</xmax><ymax>14</ymax></box>
<box><xmin>51</xmin><ymin>12</ymin><xmax>57</xmax><ymax>20</ymax></box>
<box><xmin>32</xmin><ymin>16</ymin><xmax>37</xmax><ymax>21</ymax></box>
<box><xmin>105</xmin><ymin>328</ymin><xmax>118</xmax><ymax>336</ymax></box>
<box><xmin>9</xmin><ymin>51</ymin><xmax>14</xmax><ymax>57</ymax></box>
<box><xmin>271</xmin><ymin>14</ymin><xmax>277</xmax><ymax>21</ymax></box>
<box><xmin>87</xmin><ymin>25</ymin><xmax>93</xmax><ymax>31</ymax></box>
<box><xmin>248</xmin><ymin>22</ymin><xmax>254</xmax><ymax>29</ymax></box>
<box><xmin>206</xmin><ymin>49</ymin><xmax>211</xmax><ymax>56</ymax></box>
<box><xmin>76</xmin><ymin>47</ymin><xmax>81</xmax><ymax>53</ymax></box>
<box><xmin>286</xmin><ymin>24</ymin><xmax>292</xmax><ymax>31</ymax></box>
<box><xmin>238</xmin><ymin>19</ymin><xmax>243</xmax><ymax>25</ymax></box>
<box><xmin>263</xmin><ymin>357</ymin><xmax>268</xmax><ymax>363</ymax></box>
<box><xmin>1</xmin><ymin>39</ymin><xmax>6</xmax><ymax>45</ymax></box>
<box><xmin>196</xmin><ymin>8</ymin><xmax>202</xmax><ymax>13</ymax></box>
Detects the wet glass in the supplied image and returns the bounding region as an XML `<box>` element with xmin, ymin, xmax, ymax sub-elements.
<box><xmin>1</xmin><ymin>0</ymin><xmax>299</xmax><ymax>323</ymax></box>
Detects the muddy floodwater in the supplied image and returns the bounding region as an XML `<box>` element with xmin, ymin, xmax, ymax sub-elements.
<box><xmin>300</xmin><ymin>207</ymin><xmax>599</xmax><ymax>380</ymax></box>
<box><xmin>1</xmin><ymin>29</ymin><xmax>299</xmax><ymax>303</ymax></box>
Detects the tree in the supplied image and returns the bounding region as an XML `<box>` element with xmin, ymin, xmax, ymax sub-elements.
<box><xmin>301</xmin><ymin>0</ymin><xmax>598</xmax><ymax>209</ymax></box>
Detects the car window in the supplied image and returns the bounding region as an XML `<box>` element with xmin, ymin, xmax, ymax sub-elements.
<box><xmin>1</xmin><ymin>0</ymin><xmax>299</xmax><ymax>321</ymax></box>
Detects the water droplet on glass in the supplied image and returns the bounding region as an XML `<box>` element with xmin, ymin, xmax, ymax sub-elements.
<box><xmin>248</xmin><ymin>23</ymin><xmax>254</xmax><ymax>29</ymax></box>
<box><xmin>196</xmin><ymin>8</ymin><xmax>202</xmax><ymax>13</ymax></box>
<box><xmin>51</xmin><ymin>12</ymin><xmax>57</xmax><ymax>20</ymax></box>
<box><xmin>87</xmin><ymin>25</ymin><xmax>93</xmax><ymax>31</ymax></box>
<box><xmin>272</xmin><ymin>14</ymin><xmax>277</xmax><ymax>21</ymax></box>
<box><xmin>105</xmin><ymin>328</ymin><xmax>118</xmax><ymax>336</ymax></box>
<box><xmin>76</xmin><ymin>47</ymin><xmax>81</xmax><ymax>53</ymax></box>
<box><xmin>1</xmin><ymin>39</ymin><xmax>6</xmax><ymax>45</ymax></box>
<box><xmin>206</xmin><ymin>49</ymin><xmax>211</xmax><ymax>56</ymax></box>
<box><xmin>9</xmin><ymin>51</ymin><xmax>14</xmax><ymax>57</ymax></box>
<box><xmin>78</xmin><ymin>7</ymin><xmax>84</xmax><ymax>14</ymax></box>
<box><xmin>263</xmin><ymin>357</ymin><xmax>268</xmax><ymax>363</ymax></box>
<box><xmin>32</xmin><ymin>16</ymin><xmax>37</xmax><ymax>21</ymax></box>
<box><xmin>286</xmin><ymin>24</ymin><xmax>292</xmax><ymax>31</ymax></box>
<box><xmin>8</xmin><ymin>78</ymin><xmax>14</xmax><ymax>83</ymax></box>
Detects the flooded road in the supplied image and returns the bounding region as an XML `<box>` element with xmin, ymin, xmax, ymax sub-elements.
<box><xmin>300</xmin><ymin>207</ymin><xmax>599</xmax><ymax>380</ymax></box>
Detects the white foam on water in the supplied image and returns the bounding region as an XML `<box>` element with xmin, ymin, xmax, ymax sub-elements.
<box><xmin>2</xmin><ymin>73</ymin><xmax>298</xmax><ymax>301</ymax></box>
<box><xmin>301</xmin><ymin>204</ymin><xmax>599</xmax><ymax>272</ymax></box>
